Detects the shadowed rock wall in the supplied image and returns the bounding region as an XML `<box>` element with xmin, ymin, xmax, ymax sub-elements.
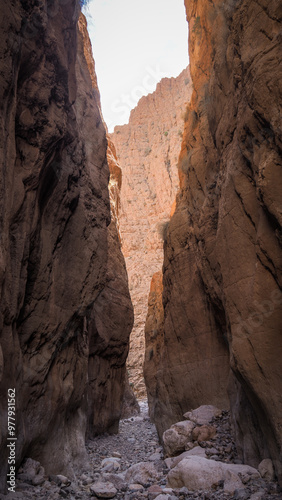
<box><xmin>0</xmin><ymin>1</ymin><xmax>133</xmax><ymax>492</ymax></box>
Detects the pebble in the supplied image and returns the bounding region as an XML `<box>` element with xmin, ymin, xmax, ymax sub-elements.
<box><xmin>90</xmin><ymin>481</ymin><xmax>117</xmax><ymax>498</ymax></box>
<box><xmin>129</xmin><ymin>483</ymin><xmax>144</xmax><ymax>491</ymax></box>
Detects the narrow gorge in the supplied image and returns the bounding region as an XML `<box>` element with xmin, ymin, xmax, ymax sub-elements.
<box><xmin>0</xmin><ymin>0</ymin><xmax>281</xmax><ymax>499</ymax></box>
<box><xmin>110</xmin><ymin>68</ymin><xmax>192</xmax><ymax>397</ymax></box>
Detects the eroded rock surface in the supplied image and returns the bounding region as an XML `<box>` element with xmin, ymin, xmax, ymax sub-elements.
<box><xmin>0</xmin><ymin>1</ymin><xmax>132</xmax><ymax>492</ymax></box>
<box><xmin>110</xmin><ymin>68</ymin><xmax>192</xmax><ymax>397</ymax></box>
<box><xmin>144</xmin><ymin>0</ymin><xmax>282</xmax><ymax>484</ymax></box>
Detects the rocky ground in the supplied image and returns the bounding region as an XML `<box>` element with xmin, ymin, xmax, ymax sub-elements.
<box><xmin>2</xmin><ymin>401</ymin><xmax>281</xmax><ymax>500</ymax></box>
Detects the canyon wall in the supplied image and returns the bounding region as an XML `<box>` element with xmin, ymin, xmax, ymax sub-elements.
<box><xmin>0</xmin><ymin>0</ymin><xmax>133</xmax><ymax>492</ymax></box>
<box><xmin>110</xmin><ymin>68</ymin><xmax>192</xmax><ymax>396</ymax></box>
<box><xmin>144</xmin><ymin>0</ymin><xmax>282</xmax><ymax>483</ymax></box>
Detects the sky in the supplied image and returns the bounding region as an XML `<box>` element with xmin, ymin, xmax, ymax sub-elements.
<box><xmin>83</xmin><ymin>0</ymin><xmax>189</xmax><ymax>132</ymax></box>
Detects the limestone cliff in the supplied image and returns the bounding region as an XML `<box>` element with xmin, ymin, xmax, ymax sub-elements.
<box><xmin>110</xmin><ymin>68</ymin><xmax>192</xmax><ymax>396</ymax></box>
<box><xmin>0</xmin><ymin>0</ymin><xmax>133</xmax><ymax>492</ymax></box>
<box><xmin>144</xmin><ymin>0</ymin><xmax>282</xmax><ymax>483</ymax></box>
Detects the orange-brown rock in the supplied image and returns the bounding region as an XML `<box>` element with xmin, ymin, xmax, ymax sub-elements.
<box><xmin>144</xmin><ymin>0</ymin><xmax>282</xmax><ymax>483</ymax></box>
<box><xmin>110</xmin><ymin>68</ymin><xmax>192</xmax><ymax>396</ymax></box>
<box><xmin>0</xmin><ymin>1</ymin><xmax>132</xmax><ymax>492</ymax></box>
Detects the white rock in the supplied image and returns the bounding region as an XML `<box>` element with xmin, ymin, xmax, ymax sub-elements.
<box><xmin>154</xmin><ymin>495</ymin><xmax>171</xmax><ymax>500</ymax></box>
<box><xmin>168</xmin><ymin>446</ymin><xmax>207</xmax><ymax>469</ymax></box>
<box><xmin>101</xmin><ymin>458</ymin><xmax>121</xmax><ymax>472</ymax></box>
<box><xmin>148</xmin><ymin>452</ymin><xmax>162</xmax><ymax>461</ymax></box>
<box><xmin>90</xmin><ymin>481</ymin><xmax>117</xmax><ymax>499</ymax></box>
<box><xmin>167</xmin><ymin>456</ymin><xmax>260</xmax><ymax>492</ymax></box>
<box><xmin>56</xmin><ymin>475</ymin><xmax>71</xmax><ymax>486</ymax></box>
<box><xmin>183</xmin><ymin>405</ymin><xmax>222</xmax><ymax>425</ymax></box>
<box><xmin>258</xmin><ymin>458</ymin><xmax>275</xmax><ymax>481</ymax></box>
<box><xmin>125</xmin><ymin>461</ymin><xmax>158</xmax><ymax>486</ymax></box>
<box><xmin>134</xmin><ymin>416</ymin><xmax>144</xmax><ymax>422</ymax></box>
<box><xmin>163</xmin><ymin>420</ymin><xmax>195</xmax><ymax>456</ymax></box>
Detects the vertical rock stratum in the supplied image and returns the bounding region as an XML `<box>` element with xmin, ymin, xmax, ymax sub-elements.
<box><xmin>144</xmin><ymin>0</ymin><xmax>282</xmax><ymax>484</ymax></box>
<box><xmin>110</xmin><ymin>68</ymin><xmax>192</xmax><ymax>396</ymax></box>
<box><xmin>0</xmin><ymin>0</ymin><xmax>133</xmax><ymax>492</ymax></box>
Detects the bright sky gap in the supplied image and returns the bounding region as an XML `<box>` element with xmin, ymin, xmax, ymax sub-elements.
<box><xmin>83</xmin><ymin>0</ymin><xmax>189</xmax><ymax>132</ymax></box>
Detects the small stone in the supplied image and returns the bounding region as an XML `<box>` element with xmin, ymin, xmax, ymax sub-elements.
<box><xmin>125</xmin><ymin>462</ymin><xmax>158</xmax><ymax>486</ymax></box>
<box><xmin>129</xmin><ymin>483</ymin><xmax>144</xmax><ymax>491</ymax></box>
<box><xmin>148</xmin><ymin>452</ymin><xmax>162</xmax><ymax>461</ymax></box>
<box><xmin>32</xmin><ymin>474</ymin><xmax>45</xmax><ymax>486</ymax></box>
<box><xmin>102</xmin><ymin>473</ymin><xmax>127</xmax><ymax>491</ymax></box>
<box><xmin>154</xmin><ymin>496</ymin><xmax>171</xmax><ymax>500</ymax></box>
<box><xmin>101</xmin><ymin>458</ymin><xmax>120</xmax><ymax>472</ymax></box>
<box><xmin>258</xmin><ymin>458</ymin><xmax>275</xmax><ymax>481</ymax></box>
<box><xmin>127</xmin><ymin>438</ymin><xmax>136</xmax><ymax>443</ymax></box>
<box><xmin>249</xmin><ymin>492</ymin><xmax>265</xmax><ymax>500</ymax></box>
<box><xmin>57</xmin><ymin>475</ymin><xmax>71</xmax><ymax>486</ymax></box>
<box><xmin>225</xmin><ymin>444</ymin><xmax>232</xmax><ymax>453</ymax></box>
<box><xmin>90</xmin><ymin>481</ymin><xmax>117</xmax><ymax>498</ymax></box>
<box><xmin>112</xmin><ymin>452</ymin><xmax>121</xmax><ymax>459</ymax></box>
<box><xmin>233</xmin><ymin>488</ymin><xmax>250</xmax><ymax>500</ymax></box>
<box><xmin>148</xmin><ymin>485</ymin><xmax>163</xmax><ymax>493</ymax></box>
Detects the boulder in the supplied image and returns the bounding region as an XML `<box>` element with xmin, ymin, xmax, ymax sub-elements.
<box><xmin>163</xmin><ymin>420</ymin><xmax>195</xmax><ymax>456</ymax></box>
<box><xmin>258</xmin><ymin>459</ymin><xmax>275</xmax><ymax>481</ymax></box>
<box><xmin>101</xmin><ymin>473</ymin><xmax>126</xmax><ymax>491</ymax></box>
<box><xmin>166</xmin><ymin>446</ymin><xmax>207</xmax><ymax>469</ymax></box>
<box><xmin>183</xmin><ymin>405</ymin><xmax>222</xmax><ymax>425</ymax></box>
<box><xmin>191</xmin><ymin>425</ymin><xmax>217</xmax><ymax>442</ymax></box>
<box><xmin>167</xmin><ymin>456</ymin><xmax>260</xmax><ymax>493</ymax></box>
<box><xmin>125</xmin><ymin>462</ymin><xmax>158</xmax><ymax>486</ymax></box>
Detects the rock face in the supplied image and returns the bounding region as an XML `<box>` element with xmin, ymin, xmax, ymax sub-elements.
<box><xmin>110</xmin><ymin>68</ymin><xmax>192</xmax><ymax>396</ymax></box>
<box><xmin>144</xmin><ymin>0</ymin><xmax>282</xmax><ymax>484</ymax></box>
<box><xmin>0</xmin><ymin>1</ymin><xmax>132</xmax><ymax>492</ymax></box>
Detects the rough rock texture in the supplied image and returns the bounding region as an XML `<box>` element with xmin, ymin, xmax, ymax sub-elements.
<box><xmin>144</xmin><ymin>0</ymin><xmax>282</xmax><ymax>484</ymax></box>
<box><xmin>110</xmin><ymin>68</ymin><xmax>192</xmax><ymax>396</ymax></box>
<box><xmin>121</xmin><ymin>371</ymin><xmax>140</xmax><ymax>419</ymax></box>
<box><xmin>144</xmin><ymin>271</ymin><xmax>165</xmax><ymax>416</ymax></box>
<box><xmin>167</xmin><ymin>456</ymin><xmax>260</xmax><ymax>493</ymax></box>
<box><xmin>0</xmin><ymin>1</ymin><xmax>132</xmax><ymax>493</ymax></box>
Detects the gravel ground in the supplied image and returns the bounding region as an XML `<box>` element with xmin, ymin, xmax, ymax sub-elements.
<box><xmin>1</xmin><ymin>401</ymin><xmax>281</xmax><ymax>500</ymax></box>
